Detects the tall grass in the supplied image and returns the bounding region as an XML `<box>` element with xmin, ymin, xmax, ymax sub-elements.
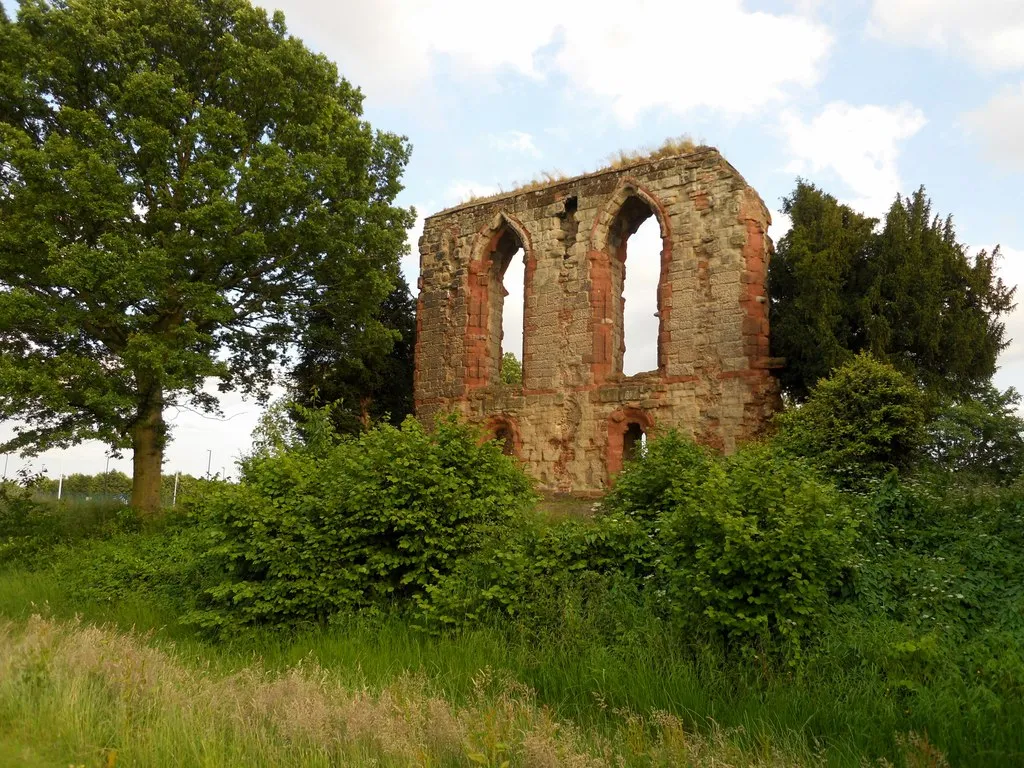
<box><xmin>0</xmin><ymin>614</ymin><xmax>823</xmax><ymax>768</ymax></box>
<box><xmin>0</xmin><ymin>565</ymin><xmax>1005</xmax><ymax>766</ymax></box>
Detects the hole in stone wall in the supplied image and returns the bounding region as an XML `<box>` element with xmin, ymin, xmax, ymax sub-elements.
<box><xmin>623</xmin><ymin>421</ymin><xmax>646</xmax><ymax>463</ymax></box>
<box><xmin>558</xmin><ymin>196</ymin><xmax>579</xmax><ymax>258</ymax></box>
<box><xmin>608</xmin><ymin>195</ymin><xmax>663</xmax><ymax>376</ymax></box>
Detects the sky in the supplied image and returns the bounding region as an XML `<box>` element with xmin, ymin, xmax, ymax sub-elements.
<box><xmin>3</xmin><ymin>0</ymin><xmax>1024</xmax><ymax>479</ymax></box>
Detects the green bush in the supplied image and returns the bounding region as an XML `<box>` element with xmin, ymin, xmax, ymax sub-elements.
<box><xmin>188</xmin><ymin>415</ymin><xmax>534</xmax><ymax>634</ymax></box>
<box><xmin>415</xmin><ymin>510</ymin><xmax>652</xmax><ymax>633</ymax></box>
<box><xmin>775</xmin><ymin>353</ymin><xmax>925</xmax><ymax>485</ymax></box>
<box><xmin>604</xmin><ymin>430</ymin><xmax>713</xmax><ymax>523</ymax></box>
<box><xmin>55</xmin><ymin>520</ymin><xmax>212</xmax><ymax>610</ymax></box>
<box><xmin>0</xmin><ymin>478</ymin><xmax>139</xmax><ymax>567</ymax></box>
<box><xmin>422</xmin><ymin>432</ymin><xmax>857</xmax><ymax>657</ymax></box>
<box><xmin>658</xmin><ymin>443</ymin><xmax>857</xmax><ymax>654</ymax></box>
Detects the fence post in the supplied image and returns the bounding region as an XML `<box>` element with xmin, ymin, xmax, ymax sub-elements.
<box><xmin>172</xmin><ymin>472</ymin><xmax>180</xmax><ymax>508</ymax></box>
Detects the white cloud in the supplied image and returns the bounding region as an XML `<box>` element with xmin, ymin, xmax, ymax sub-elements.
<box><xmin>445</xmin><ymin>180</ymin><xmax>501</xmax><ymax>203</ymax></box>
<box><xmin>260</xmin><ymin>0</ymin><xmax>833</xmax><ymax>122</ymax></box>
<box><xmin>489</xmin><ymin>131</ymin><xmax>541</xmax><ymax>157</ymax></box>
<box><xmin>770</xmin><ymin>210</ymin><xmax>793</xmax><ymax>241</ymax></box>
<box><xmin>553</xmin><ymin>3</ymin><xmax>831</xmax><ymax>123</ymax></box>
<box><xmin>868</xmin><ymin>0</ymin><xmax>1024</xmax><ymax>71</ymax></box>
<box><xmin>964</xmin><ymin>82</ymin><xmax>1024</xmax><ymax>172</ymax></box>
<box><xmin>780</xmin><ymin>102</ymin><xmax>926</xmax><ymax>217</ymax></box>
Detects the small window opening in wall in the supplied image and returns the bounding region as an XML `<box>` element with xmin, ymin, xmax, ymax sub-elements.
<box><xmin>622</xmin><ymin>214</ymin><xmax>661</xmax><ymax>375</ymax></box>
<box><xmin>494</xmin><ymin>425</ymin><xmax>515</xmax><ymax>456</ymax></box>
<box><xmin>623</xmin><ymin>422</ymin><xmax>646</xmax><ymax>463</ymax></box>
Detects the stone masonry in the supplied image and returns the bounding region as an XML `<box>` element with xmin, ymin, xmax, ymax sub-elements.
<box><xmin>414</xmin><ymin>147</ymin><xmax>781</xmax><ymax>494</ymax></box>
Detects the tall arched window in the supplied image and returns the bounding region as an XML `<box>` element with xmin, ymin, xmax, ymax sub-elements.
<box><xmin>483</xmin><ymin>223</ymin><xmax>526</xmax><ymax>385</ymax></box>
<box><xmin>500</xmin><ymin>241</ymin><xmax>525</xmax><ymax>384</ymax></box>
<box><xmin>605</xmin><ymin>194</ymin><xmax>667</xmax><ymax>376</ymax></box>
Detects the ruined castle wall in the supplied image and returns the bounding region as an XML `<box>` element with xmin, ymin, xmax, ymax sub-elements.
<box><xmin>414</xmin><ymin>148</ymin><xmax>779</xmax><ymax>494</ymax></box>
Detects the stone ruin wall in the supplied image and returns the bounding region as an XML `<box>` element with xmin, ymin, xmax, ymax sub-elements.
<box><xmin>414</xmin><ymin>148</ymin><xmax>781</xmax><ymax>495</ymax></box>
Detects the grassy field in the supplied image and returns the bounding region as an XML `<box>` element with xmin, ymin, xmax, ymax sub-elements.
<box><xmin>0</xmin><ymin>586</ymin><xmax>823</xmax><ymax>767</ymax></box>
<box><xmin>0</xmin><ymin>563</ymin><xmax>978</xmax><ymax>768</ymax></box>
<box><xmin>2</xmin><ymin>457</ymin><xmax>1022</xmax><ymax>767</ymax></box>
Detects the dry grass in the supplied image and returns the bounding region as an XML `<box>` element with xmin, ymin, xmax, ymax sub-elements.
<box><xmin>605</xmin><ymin>135</ymin><xmax>702</xmax><ymax>169</ymax></box>
<box><xmin>450</xmin><ymin>135</ymin><xmax>706</xmax><ymax>210</ymax></box>
<box><xmin>0</xmin><ymin>615</ymin><xmax>822</xmax><ymax>767</ymax></box>
<box><xmin>456</xmin><ymin>170</ymin><xmax>572</xmax><ymax>208</ymax></box>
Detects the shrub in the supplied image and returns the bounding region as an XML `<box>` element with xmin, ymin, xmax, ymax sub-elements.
<box><xmin>775</xmin><ymin>353</ymin><xmax>925</xmax><ymax>485</ymax></box>
<box><xmin>56</xmin><ymin>520</ymin><xmax>212</xmax><ymax>610</ymax></box>
<box><xmin>658</xmin><ymin>444</ymin><xmax>857</xmax><ymax>655</ymax></box>
<box><xmin>604</xmin><ymin>430</ymin><xmax>713</xmax><ymax>523</ymax></box>
<box><xmin>188</xmin><ymin>415</ymin><xmax>534</xmax><ymax>634</ymax></box>
<box><xmin>421</xmin><ymin>432</ymin><xmax>857</xmax><ymax>657</ymax></box>
<box><xmin>415</xmin><ymin>510</ymin><xmax>653</xmax><ymax>633</ymax></box>
<box><xmin>0</xmin><ymin>475</ymin><xmax>139</xmax><ymax>567</ymax></box>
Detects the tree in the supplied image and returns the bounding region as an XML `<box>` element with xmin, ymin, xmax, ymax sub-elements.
<box><xmin>0</xmin><ymin>0</ymin><xmax>413</xmax><ymax>513</ymax></box>
<box><xmin>770</xmin><ymin>181</ymin><xmax>1014</xmax><ymax>402</ymax></box>
<box><xmin>924</xmin><ymin>385</ymin><xmax>1024</xmax><ymax>483</ymax></box>
<box><xmin>292</xmin><ymin>273</ymin><xmax>417</xmax><ymax>435</ymax></box>
<box><xmin>500</xmin><ymin>352</ymin><xmax>522</xmax><ymax>385</ymax></box>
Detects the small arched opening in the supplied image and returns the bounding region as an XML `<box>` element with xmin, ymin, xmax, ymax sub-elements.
<box><xmin>622</xmin><ymin>421</ymin><xmax>647</xmax><ymax>463</ymax></box>
<box><xmin>483</xmin><ymin>416</ymin><xmax>521</xmax><ymax>459</ymax></box>
<box><xmin>494</xmin><ymin>424</ymin><xmax>516</xmax><ymax>456</ymax></box>
<box><xmin>606</xmin><ymin>407</ymin><xmax>655</xmax><ymax>481</ymax></box>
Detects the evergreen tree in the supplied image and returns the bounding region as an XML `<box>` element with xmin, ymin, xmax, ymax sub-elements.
<box><xmin>292</xmin><ymin>274</ymin><xmax>417</xmax><ymax>434</ymax></box>
<box><xmin>770</xmin><ymin>182</ymin><xmax>1014</xmax><ymax>402</ymax></box>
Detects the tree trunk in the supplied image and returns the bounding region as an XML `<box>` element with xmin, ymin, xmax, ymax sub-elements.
<box><xmin>130</xmin><ymin>393</ymin><xmax>165</xmax><ymax>515</ymax></box>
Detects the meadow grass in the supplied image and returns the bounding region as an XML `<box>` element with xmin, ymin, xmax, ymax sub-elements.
<box><xmin>0</xmin><ymin>610</ymin><xmax>830</xmax><ymax>768</ymax></box>
<box><xmin>0</xmin><ymin>566</ymin><xmax>1000</xmax><ymax>767</ymax></box>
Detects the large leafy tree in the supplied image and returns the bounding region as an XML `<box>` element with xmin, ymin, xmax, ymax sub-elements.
<box><xmin>0</xmin><ymin>0</ymin><xmax>413</xmax><ymax>513</ymax></box>
<box><xmin>770</xmin><ymin>181</ymin><xmax>1014</xmax><ymax>402</ymax></box>
<box><xmin>292</xmin><ymin>273</ymin><xmax>417</xmax><ymax>435</ymax></box>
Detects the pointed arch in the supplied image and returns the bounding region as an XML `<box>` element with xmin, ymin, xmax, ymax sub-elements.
<box><xmin>587</xmin><ymin>181</ymin><xmax>673</xmax><ymax>382</ymax></box>
<box><xmin>463</xmin><ymin>212</ymin><xmax>535</xmax><ymax>388</ymax></box>
<box><xmin>606</xmin><ymin>407</ymin><xmax>656</xmax><ymax>480</ymax></box>
<box><xmin>482</xmin><ymin>414</ymin><xmax>522</xmax><ymax>458</ymax></box>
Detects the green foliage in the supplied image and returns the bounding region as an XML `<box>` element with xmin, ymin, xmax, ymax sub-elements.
<box><xmin>775</xmin><ymin>353</ymin><xmax>925</xmax><ymax>485</ymax></box>
<box><xmin>500</xmin><ymin>352</ymin><xmax>522</xmax><ymax>385</ymax></box>
<box><xmin>923</xmin><ymin>385</ymin><xmax>1024</xmax><ymax>483</ymax></box>
<box><xmin>416</xmin><ymin>512</ymin><xmax>652</xmax><ymax>633</ymax></box>
<box><xmin>770</xmin><ymin>181</ymin><xmax>1014</xmax><ymax>401</ymax></box>
<box><xmin>604</xmin><ymin>430</ymin><xmax>713</xmax><ymax>522</ymax></box>
<box><xmin>293</xmin><ymin>275</ymin><xmax>418</xmax><ymax>435</ymax></box>
<box><xmin>188</xmin><ymin>416</ymin><xmax>534</xmax><ymax>633</ymax></box>
<box><xmin>0</xmin><ymin>0</ymin><xmax>413</xmax><ymax>510</ymax></box>
<box><xmin>769</xmin><ymin>181</ymin><xmax>876</xmax><ymax>400</ymax></box>
<box><xmin>657</xmin><ymin>443</ymin><xmax>857</xmax><ymax>653</ymax></box>
<box><xmin>423</xmin><ymin>432</ymin><xmax>856</xmax><ymax>657</ymax></box>
<box><xmin>0</xmin><ymin>477</ymin><xmax>140</xmax><ymax>567</ymax></box>
<box><xmin>55</xmin><ymin>521</ymin><xmax>213</xmax><ymax>610</ymax></box>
